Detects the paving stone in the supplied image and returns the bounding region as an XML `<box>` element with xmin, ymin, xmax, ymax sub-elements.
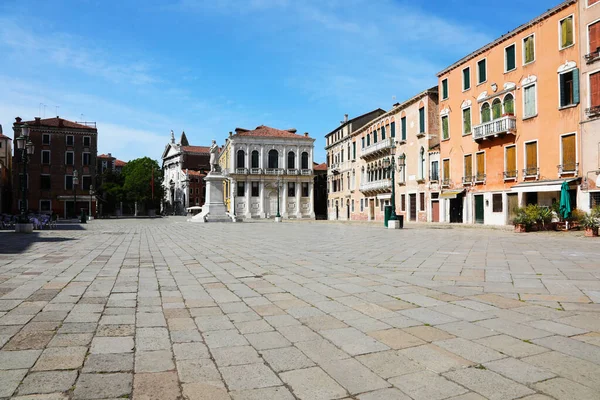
<box><xmin>195</xmin><ymin>315</ymin><xmax>235</xmax><ymax>331</ymax></box>
<box><xmin>48</xmin><ymin>333</ymin><xmax>93</xmax><ymax>347</ymax></box>
<box><xmin>320</xmin><ymin>358</ymin><xmax>390</xmax><ymax>395</ymax></box>
<box><xmin>90</xmin><ymin>336</ymin><xmax>134</xmax><ymax>354</ymax></box>
<box><xmin>357</xmin><ymin>388</ymin><xmax>412</xmax><ymax>400</ymax></box>
<box><xmin>321</xmin><ymin>327</ymin><xmax>389</xmax><ymax>355</ymax></box>
<box><xmin>57</xmin><ymin>323</ymin><xmax>97</xmax><ymax>334</ymax></box>
<box><xmin>473</xmin><ymin>334</ymin><xmax>548</xmax><ymax>358</ymax></box>
<box><xmin>276</xmin><ymin>325</ymin><xmax>321</xmax><ymax>343</ymax></box>
<box><xmin>476</xmin><ymin>318</ymin><xmax>552</xmax><ymax>340</ymax></box>
<box><xmin>399</xmin><ymin>344</ymin><xmax>474</xmax><ymax>373</ymax></box>
<box><xmin>32</xmin><ymin>346</ymin><xmax>87</xmax><ymax>371</ymax></box>
<box><xmin>0</xmin><ymin>369</ymin><xmax>28</xmax><ymax>397</ymax></box>
<box><xmin>213</xmin><ymin>346</ymin><xmax>262</xmax><ymax>367</ymax></box>
<box><xmin>368</xmin><ymin>328</ymin><xmax>426</xmax><ymax>349</ymax></box>
<box><xmin>221</xmin><ymin>363</ymin><xmax>282</xmax><ymax>391</ymax></box>
<box><xmin>261</xmin><ymin>346</ymin><xmax>314</xmax><ymax>372</ymax></box>
<box><xmin>73</xmin><ymin>372</ymin><xmax>133</xmax><ymax>399</ymax></box>
<box><xmin>133</xmin><ymin>371</ymin><xmax>181</xmax><ymax>400</ymax></box>
<box><xmin>17</xmin><ymin>370</ymin><xmax>78</xmax><ymax>395</ymax></box>
<box><xmin>96</xmin><ymin>324</ymin><xmax>135</xmax><ymax>336</ymax></box>
<box><xmin>82</xmin><ymin>353</ymin><xmax>134</xmax><ymax>372</ymax></box>
<box><xmin>182</xmin><ymin>383</ymin><xmax>230</xmax><ymax>400</ymax></box>
<box><xmin>11</xmin><ymin>394</ymin><xmax>69</xmax><ymax>400</ymax></box>
<box><xmin>135</xmin><ymin>350</ymin><xmax>175</xmax><ymax>372</ymax></box>
<box><xmin>173</xmin><ymin>342</ymin><xmax>210</xmax><ymax>360</ymax></box>
<box><xmin>136</xmin><ymin>327</ymin><xmax>170</xmax><ymax>351</ymax></box>
<box><xmin>356</xmin><ymin>350</ymin><xmax>424</xmax><ymax>378</ymax></box>
<box><xmin>4</xmin><ymin>330</ymin><xmax>55</xmax><ymax>350</ymax></box>
<box><xmin>527</xmin><ymin>319</ymin><xmax>588</xmax><ymax>336</ymax></box>
<box><xmin>398</xmin><ymin>308</ymin><xmax>458</xmax><ymax>325</ymax></box>
<box><xmin>280</xmin><ymin>367</ymin><xmax>347</xmax><ymax>400</ymax></box>
<box><xmin>389</xmin><ymin>370</ymin><xmax>468</xmax><ymax>400</ymax></box>
<box><xmin>402</xmin><ymin>325</ymin><xmax>455</xmax><ymax>342</ymax></box>
<box><xmin>534</xmin><ymin>377</ymin><xmax>599</xmax><ymax>400</ymax></box>
<box><xmin>136</xmin><ymin>312</ymin><xmax>167</xmax><ymax>327</ymax></box>
<box><xmin>522</xmin><ymin>350</ymin><xmax>600</xmax><ymax>391</ymax></box>
<box><xmin>483</xmin><ymin>357</ymin><xmax>555</xmax><ymax>384</ymax></box>
<box><xmin>434</xmin><ymin>337</ymin><xmax>505</xmax><ymax>363</ymax></box>
<box><xmin>177</xmin><ymin>359</ymin><xmax>222</xmax><ymax>385</ymax></box>
<box><xmin>532</xmin><ymin>335</ymin><xmax>600</xmax><ymax>364</ymax></box>
<box><xmin>300</xmin><ymin>315</ymin><xmax>348</xmax><ymax>331</ymax></box>
<box><xmin>0</xmin><ymin>349</ymin><xmax>42</xmax><ymax>369</ymax></box>
<box><xmin>245</xmin><ymin>331</ymin><xmax>291</xmax><ymax>350</ymax></box>
<box><xmin>443</xmin><ymin>369</ymin><xmax>532</xmax><ymax>400</ymax></box>
<box><xmin>99</xmin><ymin>314</ymin><xmax>135</xmax><ymax>325</ymax></box>
<box><xmin>204</xmin><ymin>329</ymin><xmax>248</xmax><ymax>348</ymax></box>
<box><xmin>231</xmin><ymin>386</ymin><xmax>295</xmax><ymax>400</ymax></box>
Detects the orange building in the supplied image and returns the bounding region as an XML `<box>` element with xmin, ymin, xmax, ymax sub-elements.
<box><xmin>437</xmin><ymin>0</ymin><xmax>581</xmax><ymax>225</ymax></box>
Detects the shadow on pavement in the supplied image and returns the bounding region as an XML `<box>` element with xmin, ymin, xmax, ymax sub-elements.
<box><xmin>0</xmin><ymin>232</ymin><xmax>78</xmax><ymax>254</ymax></box>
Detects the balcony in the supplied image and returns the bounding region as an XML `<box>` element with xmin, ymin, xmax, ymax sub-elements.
<box><xmin>265</xmin><ymin>168</ymin><xmax>284</xmax><ymax>175</ymax></box>
<box><xmin>473</xmin><ymin>115</ymin><xmax>516</xmax><ymax>141</ymax></box>
<box><xmin>300</xmin><ymin>169</ymin><xmax>312</xmax><ymax>176</ymax></box>
<box><xmin>523</xmin><ymin>167</ymin><xmax>540</xmax><ymax>179</ymax></box>
<box><xmin>474</xmin><ymin>173</ymin><xmax>486</xmax><ymax>184</ymax></box>
<box><xmin>235</xmin><ymin>168</ymin><xmax>248</xmax><ymax>174</ymax></box>
<box><xmin>361</xmin><ymin>138</ymin><xmax>395</xmax><ymax>160</ymax></box>
<box><xmin>504</xmin><ymin>170</ymin><xmax>518</xmax><ymax>181</ymax></box>
<box><xmin>359</xmin><ymin>179</ymin><xmax>392</xmax><ymax>193</ymax></box>
<box><xmin>250</xmin><ymin>168</ymin><xmax>262</xmax><ymax>174</ymax></box>
<box><xmin>586</xmin><ymin>105</ymin><xmax>600</xmax><ymax>118</ymax></box>
<box><xmin>462</xmin><ymin>176</ymin><xmax>474</xmax><ymax>185</ymax></box>
<box><xmin>585</xmin><ymin>48</ymin><xmax>600</xmax><ymax>64</ymax></box>
<box><xmin>558</xmin><ymin>162</ymin><xmax>578</xmax><ymax>176</ymax></box>
<box><xmin>430</xmin><ymin>173</ymin><xmax>439</xmax><ymax>182</ymax></box>
<box><xmin>441</xmin><ymin>178</ymin><xmax>451</xmax><ymax>188</ymax></box>
<box><xmin>287</xmin><ymin>169</ymin><xmax>298</xmax><ymax>175</ymax></box>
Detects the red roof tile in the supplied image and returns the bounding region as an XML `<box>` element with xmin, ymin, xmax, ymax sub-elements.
<box><xmin>314</xmin><ymin>162</ymin><xmax>327</xmax><ymax>171</ymax></box>
<box><xmin>115</xmin><ymin>159</ymin><xmax>127</xmax><ymax>167</ymax></box>
<box><xmin>20</xmin><ymin>117</ymin><xmax>97</xmax><ymax>131</ymax></box>
<box><xmin>187</xmin><ymin>170</ymin><xmax>206</xmax><ymax>177</ymax></box>
<box><xmin>181</xmin><ymin>146</ymin><xmax>211</xmax><ymax>154</ymax></box>
<box><xmin>233</xmin><ymin>125</ymin><xmax>311</xmax><ymax>139</ymax></box>
<box><xmin>98</xmin><ymin>154</ymin><xmax>115</xmax><ymax>159</ymax></box>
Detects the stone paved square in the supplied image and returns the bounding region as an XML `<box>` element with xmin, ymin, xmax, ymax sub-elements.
<box><xmin>1</xmin><ymin>218</ymin><xmax>600</xmax><ymax>399</ymax></box>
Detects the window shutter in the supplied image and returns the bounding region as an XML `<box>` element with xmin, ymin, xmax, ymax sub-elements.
<box><xmin>419</xmin><ymin>108</ymin><xmax>425</xmax><ymax>133</ymax></box>
<box><xmin>590</xmin><ymin>23</ymin><xmax>600</xmax><ymax>53</ymax></box>
<box><xmin>591</xmin><ymin>72</ymin><xmax>600</xmax><ymax>107</ymax></box>
<box><xmin>573</xmin><ymin>69</ymin><xmax>580</xmax><ymax>104</ymax></box>
<box><xmin>464</xmin><ymin>155</ymin><xmax>472</xmax><ymax>177</ymax></box>
<box><xmin>442</xmin><ymin>116</ymin><xmax>449</xmax><ymax>139</ymax></box>
<box><xmin>526</xmin><ymin>142</ymin><xmax>537</xmax><ymax>170</ymax></box>
<box><xmin>566</xmin><ymin>17</ymin><xmax>573</xmax><ymax>46</ymax></box>
<box><xmin>506</xmin><ymin>45</ymin><xmax>515</xmax><ymax>71</ymax></box>
<box><xmin>463</xmin><ymin>108</ymin><xmax>471</xmax><ymax>134</ymax></box>
<box><xmin>390</xmin><ymin>122</ymin><xmax>395</xmax><ymax>138</ymax></box>
<box><xmin>562</xmin><ymin>134</ymin><xmax>576</xmax><ymax>168</ymax></box>
<box><xmin>443</xmin><ymin>160</ymin><xmax>450</xmax><ymax>179</ymax></box>
<box><xmin>476</xmin><ymin>153</ymin><xmax>485</xmax><ymax>177</ymax></box>
<box><xmin>506</xmin><ymin>146</ymin><xmax>516</xmax><ymax>172</ymax></box>
<box><xmin>381</xmin><ymin>126</ymin><xmax>385</xmax><ymax>140</ymax></box>
<box><xmin>401</xmin><ymin>117</ymin><xmax>407</xmax><ymax>140</ymax></box>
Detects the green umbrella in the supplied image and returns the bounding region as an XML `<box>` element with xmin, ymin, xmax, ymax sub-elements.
<box><xmin>559</xmin><ymin>181</ymin><xmax>571</xmax><ymax>220</ymax></box>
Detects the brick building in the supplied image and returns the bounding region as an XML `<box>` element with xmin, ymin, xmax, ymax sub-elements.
<box><xmin>0</xmin><ymin>124</ymin><xmax>12</xmax><ymax>213</ymax></box>
<box><xmin>12</xmin><ymin>117</ymin><xmax>98</xmax><ymax>218</ymax></box>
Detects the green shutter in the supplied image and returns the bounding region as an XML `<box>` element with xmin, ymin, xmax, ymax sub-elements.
<box><xmin>573</xmin><ymin>68</ymin><xmax>580</xmax><ymax>104</ymax></box>
<box><xmin>401</xmin><ymin>117</ymin><xmax>406</xmax><ymax>140</ymax></box>
<box><xmin>381</xmin><ymin>126</ymin><xmax>385</xmax><ymax>140</ymax></box>
<box><xmin>442</xmin><ymin>80</ymin><xmax>448</xmax><ymax>99</ymax></box>
<box><xmin>390</xmin><ymin>122</ymin><xmax>395</xmax><ymax>138</ymax></box>
<box><xmin>463</xmin><ymin>68</ymin><xmax>470</xmax><ymax>90</ymax></box>
<box><xmin>442</xmin><ymin>116</ymin><xmax>449</xmax><ymax>139</ymax></box>
<box><xmin>478</xmin><ymin>60</ymin><xmax>486</xmax><ymax>83</ymax></box>
<box><xmin>506</xmin><ymin>45</ymin><xmax>515</xmax><ymax>71</ymax></box>
<box><xmin>419</xmin><ymin>108</ymin><xmax>425</xmax><ymax>133</ymax></box>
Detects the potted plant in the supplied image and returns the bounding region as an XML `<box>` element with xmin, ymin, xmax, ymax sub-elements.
<box><xmin>512</xmin><ymin>208</ymin><xmax>530</xmax><ymax>233</ymax></box>
<box><xmin>579</xmin><ymin>212</ymin><xmax>599</xmax><ymax>237</ymax></box>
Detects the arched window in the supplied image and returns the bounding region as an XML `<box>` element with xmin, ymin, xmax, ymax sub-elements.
<box><xmin>503</xmin><ymin>94</ymin><xmax>515</xmax><ymax>115</ymax></box>
<box><xmin>287</xmin><ymin>151</ymin><xmax>295</xmax><ymax>169</ymax></box>
<box><xmin>481</xmin><ymin>103</ymin><xmax>491</xmax><ymax>123</ymax></box>
<box><xmin>301</xmin><ymin>152</ymin><xmax>309</xmax><ymax>169</ymax></box>
<box><xmin>492</xmin><ymin>98</ymin><xmax>502</xmax><ymax>120</ymax></box>
<box><xmin>251</xmin><ymin>150</ymin><xmax>259</xmax><ymax>168</ymax></box>
<box><xmin>268</xmin><ymin>149</ymin><xmax>278</xmax><ymax>169</ymax></box>
<box><xmin>236</xmin><ymin>149</ymin><xmax>245</xmax><ymax>169</ymax></box>
<box><xmin>366</xmin><ymin>134</ymin><xmax>370</xmax><ymax>146</ymax></box>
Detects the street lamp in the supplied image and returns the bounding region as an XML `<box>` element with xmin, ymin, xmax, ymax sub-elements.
<box><xmin>88</xmin><ymin>185</ymin><xmax>94</xmax><ymax>221</ymax></box>
<box><xmin>382</xmin><ymin>156</ymin><xmax>398</xmax><ymax>222</ymax></box>
<box><xmin>15</xmin><ymin>124</ymin><xmax>34</xmax><ymax>219</ymax></box>
<box><xmin>73</xmin><ymin>170</ymin><xmax>79</xmax><ymax>219</ymax></box>
<box><xmin>275</xmin><ymin>170</ymin><xmax>282</xmax><ymax>222</ymax></box>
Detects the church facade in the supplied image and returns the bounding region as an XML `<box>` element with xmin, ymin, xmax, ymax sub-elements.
<box><xmin>218</xmin><ymin>126</ymin><xmax>316</xmax><ymax>219</ymax></box>
<box><xmin>161</xmin><ymin>131</ymin><xmax>210</xmax><ymax>215</ymax></box>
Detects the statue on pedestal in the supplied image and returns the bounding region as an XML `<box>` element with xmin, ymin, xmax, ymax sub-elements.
<box><xmin>209</xmin><ymin>140</ymin><xmax>220</xmax><ymax>173</ymax></box>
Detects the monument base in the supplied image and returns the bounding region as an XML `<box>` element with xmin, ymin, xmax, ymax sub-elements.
<box><xmin>189</xmin><ymin>171</ymin><xmax>234</xmax><ymax>223</ymax></box>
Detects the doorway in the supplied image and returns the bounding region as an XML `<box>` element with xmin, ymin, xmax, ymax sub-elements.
<box><xmin>268</xmin><ymin>191</ymin><xmax>278</xmax><ymax>217</ymax></box>
<box><xmin>369</xmin><ymin>199</ymin><xmax>375</xmax><ymax>220</ymax></box>
<box><xmin>409</xmin><ymin>194</ymin><xmax>417</xmax><ymax>221</ymax></box>
<box><xmin>346</xmin><ymin>200</ymin><xmax>350</xmax><ymax>220</ymax></box>
<box><xmin>507</xmin><ymin>193</ymin><xmax>518</xmax><ymax>224</ymax></box>
<box><xmin>450</xmin><ymin>193</ymin><xmax>464</xmax><ymax>223</ymax></box>
<box><xmin>335</xmin><ymin>201</ymin><xmax>339</xmax><ymax>220</ymax></box>
<box><xmin>475</xmin><ymin>195</ymin><xmax>484</xmax><ymax>224</ymax></box>
<box><xmin>432</xmin><ymin>200</ymin><xmax>440</xmax><ymax>222</ymax></box>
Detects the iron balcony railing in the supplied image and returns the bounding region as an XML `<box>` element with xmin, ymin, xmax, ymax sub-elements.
<box><xmin>558</xmin><ymin>162</ymin><xmax>578</xmax><ymax>175</ymax></box>
<box><xmin>359</xmin><ymin>179</ymin><xmax>392</xmax><ymax>192</ymax></box>
<box><xmin>473</xmin><ymin>115</ymin><xmax>517</xmax><ymax>141</ymax></box>
<box><xmin>523</xmin><ymin>167</ymin><xmax>540</xmax><ymax>179</ymax></box>
<box><xmin>430</xmin><ymin>172</ymin><xmax>439</xmax><ymax>182</ymax></box>
<box><xmin>360</xmin><ymin>137</ymin><xmax>394</xmax><ymax>159</ymax></box>
<box><xmin>585</xmin><ymin>49</ymin><xmax>600</xmax><ymax>64</ymax></box>
<box><xmin>441</xmin><ymin>178</ymin><xmax>451</xmax><ymax>187</ymax></box>
<box><xmin>474</xmin><ymin>173</ymin><xmax>486</xmax><ymax>183</ymax></box>
<box><xmin>503</xmin><ymin>170</ymin><xmax>518</xmax><ymax>180</ymax></box>
<box><xmin>586</xmin><ymin>105</ymin><xmax>600</xmax><ymax>117</ymax></box>
<box><xmin>462</xmin><ymin>176</ymin><xmax>474</xmax><ymax>185</ymax></box>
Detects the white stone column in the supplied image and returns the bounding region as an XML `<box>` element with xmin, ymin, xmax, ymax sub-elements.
<box><xmin>259</xmin><ymin>180</ymin><xmax>266</xmax><ymax>218</ymax></box>
<box><xmin>260</xmin><ymin>147</ymin><xmax>265</xmax><ymax>170</ymax></box>
<box><xmin>230</xmin><ymin>179</ymin><xmax>236</xmax><ymax>215</ymax></box>
<box><xmin>245</xmin><ymin>147</ymin><xmax>249</xmax><ymax>170</ymax></box>
<box><xmin>230</xmin><ymin>145</ymin><xmax>235</xmax><ymax>172</ymax></box>
<box><xmin>295</xmin><ymin>178</ymin><xmax>302</xmax><ymax>218</ymax></box>
<box><xmin>245</xmin><ymin>179</ymin><xmax>251</xmax><ymax>218</ymax></box>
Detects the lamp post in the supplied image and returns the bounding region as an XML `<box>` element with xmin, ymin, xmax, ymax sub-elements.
<box><xmin>15</xmin><ymin>124</ymin><xmax>34</xmax><ymax>231</ymax></box>
<box><xmin>73</xmin><ymin>170</ymin><xmax>79</xmax><ymax>220</ymax></box>
<box><xmin>383</xmin><ymin>142</ymin><xmax>402</xmax><ymax>229</ymax></box>
<box><xmin>88</xmin><ymin>185</ymin><xmax>94</xmax><ymax>221</ymax></box>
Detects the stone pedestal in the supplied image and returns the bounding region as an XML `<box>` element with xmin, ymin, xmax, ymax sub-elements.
<box><xmin>15</xmin><ymin>223</ymin><xmax>34</xmax><ymax>233</ymax></box>
<box><xmin>387</xmin><ymin>220</ymin><xmax>401</xmax><ymax>229</ymax></box>
<box><xmin>189</xmin><ymin>172</ymin><xmax>233</xmax><ymax>223</ymax></box>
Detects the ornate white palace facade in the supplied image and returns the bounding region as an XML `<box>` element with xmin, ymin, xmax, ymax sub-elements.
<box><xmin>219</xmin><ymin>126</ymin><xmax>316</xmax><ymax>219</ymax></box>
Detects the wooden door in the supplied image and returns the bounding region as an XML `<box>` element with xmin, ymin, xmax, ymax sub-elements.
<box><xmin>507</xmin><ymin>193</ymin><xmax>518</xmax><ymax>224</ymax></box>
<box><xmin>475</xmin><ymin>195</ymin><xmax>484</xmax><ymax>224</ymax></box>
<box><xmin>432</xmin><ymin>201</ymin><xmax>440</xmax><ymax>222</ymax></box>
<box><xmin>409</xmin><ymin>194</ymin><xmax>417</xmax><ymax>221</ymax></box>
<box><xmin>369</xmin><ymin>199</ymin><xmax>375</xmax><ymax>220</ymax></box>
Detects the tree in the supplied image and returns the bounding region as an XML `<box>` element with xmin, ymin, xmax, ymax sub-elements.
<box><xmin>121</xmin><ymin>157</ymin><xmax>163</xmax><ymax>214</ymax></box>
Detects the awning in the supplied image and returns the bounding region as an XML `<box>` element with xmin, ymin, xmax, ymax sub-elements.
<box><xmin>440</xmin><ymin>190</ymin><xmax>464</xmax><ymax>199</ymax></box>
<box><xmin>511</xmin><ymin>178</ymin><xmax>579</xmax><ymax>193</ymax></box>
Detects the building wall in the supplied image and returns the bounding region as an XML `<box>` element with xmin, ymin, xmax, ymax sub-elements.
<box><xmin>579</xmin><ymin>0</ymin><xmax>600</xmax><ymax>211</ymax></box>
<box><xmin>12</xmin><ymin>121</ymin><xmax>98</xmax><ymax>218</ymax></box>
<box><xmin>0</xmin><ymin>135</ymin><xmax>12</xmax><ymax>213</ymax></box>
<box><xmin>438</xmin><ymin>1</ymin><xmax>580</xmax><ymax>224</ymax></box>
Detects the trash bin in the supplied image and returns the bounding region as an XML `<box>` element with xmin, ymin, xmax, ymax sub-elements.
<box><xmin>384</xmin><ymin>205</ymin><xmax>392</xmax><ymax>227</ymax></box>
<box><xmin>80</xmin><ymin>210</ymin><xmax>87</xmax><ymax>224</ymax></box>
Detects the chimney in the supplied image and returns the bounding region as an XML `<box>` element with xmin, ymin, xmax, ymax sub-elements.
<box><xmin>0</xmin><ymin>124</ymin><xmax>3</xmax><ymax>134</ymax></box>
<box><xmin>304</xmin><ymin>132</ymin><xmax>309</xmax><ymax>137</ymax></box>
<box><xmin>35</xmin><ymin>117</ymin><xmax>41</xmax><ymax>124</ymax></box>
<box><xmin>287</xmin><ymin>128</ymin><xmax>297</xmax><ymax>134</ymax></box>
<box><xmin>344</xmin><ymin>114</ymin><xmax>349</xmax><ymax>123</ymax></box>
<box><xmin>15</xmin><ymin>117</ymin><xmax>22</xmax><ymax>123</ymax></box>
<box><xmin>229</xmin><ymin>131</ymin><xmax>232</xmax><ymax>137</ymax></box>
<box><xmin>108</xmin><ymin>153</ymin><xmax>112</xmax><ymax>158</ymax></box>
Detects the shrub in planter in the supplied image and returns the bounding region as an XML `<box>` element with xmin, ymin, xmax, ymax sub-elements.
<box><xmin>579</xmin><ymin>212</ymin><xmax>599</xmax><ymax>237</ymax></box>
<box><xmin>512</xmin><ymin>208</ymin><xmax>531</xmax><ymax>232</ymax></box>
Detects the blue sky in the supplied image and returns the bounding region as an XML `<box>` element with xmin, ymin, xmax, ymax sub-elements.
<box><xmin>0</xmin><ymin>0</ymin><xmax>557</xmax><ymax>163</ymax></box>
